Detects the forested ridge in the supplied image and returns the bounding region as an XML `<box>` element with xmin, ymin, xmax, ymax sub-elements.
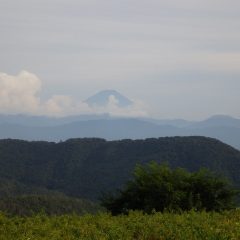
<box><xmin>0</xmin><ymin>136</ymin><xmax>239</xmax><ymax>201</ymax></box>
<box><xmin>0</xmin><ymin>194</ymin><xmax>101</xmax><ymax>216</ymax></box>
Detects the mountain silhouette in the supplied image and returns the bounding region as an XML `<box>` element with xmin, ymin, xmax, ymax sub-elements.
<box><xmin>85</xmin><ymin>90</ymin><xmax>133</xmax><ymax>107</ymax></box>
<box><xmin>0</xmin><ymin>114</ymin><xmax>240</xmax><ymax>150</ymax></box>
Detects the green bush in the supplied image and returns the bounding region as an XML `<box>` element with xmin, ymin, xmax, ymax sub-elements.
<box><xmin>101</xmin><ymin>162</ymin><xmax>239</xmax><ymax>214</ymax></box>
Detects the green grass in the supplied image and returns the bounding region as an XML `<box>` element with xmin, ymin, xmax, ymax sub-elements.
<box><xmin>0</xmin><ymin>210</ymin><xmax>240</xmax><ymax>240</ymax></box>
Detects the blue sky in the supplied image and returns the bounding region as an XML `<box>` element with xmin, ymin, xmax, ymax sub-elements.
<box><xmin>0</xmin><ymin>0</ymin><xmax>240</xmax><ymax>119</ymax></box>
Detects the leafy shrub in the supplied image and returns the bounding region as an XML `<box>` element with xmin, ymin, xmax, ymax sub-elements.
<box><xmin>101</xmin><ymin>162</ymin><xmax>239</xmax><ymax>214</ymax></box>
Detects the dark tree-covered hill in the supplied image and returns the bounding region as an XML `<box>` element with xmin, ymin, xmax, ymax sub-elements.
<box><xmin>0</xmin><ymin>194</ymin><xmax>101</xmax><ymax>216</ymax></box>
<box><xmin>0</xmin><ymin>137</ymin><xmax>239</xmax><ymax>200</ymax></box>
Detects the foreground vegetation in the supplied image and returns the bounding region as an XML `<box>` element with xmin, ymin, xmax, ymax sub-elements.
<box><xmin>0</xmin><ymin>210</ymin><xmax>240</xmax><ymax>239</ymax></box>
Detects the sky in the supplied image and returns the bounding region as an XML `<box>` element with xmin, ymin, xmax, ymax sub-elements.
<box><xmin>0</xmin><ymin>0</ymin><xmax>240</xmax><ymax>120</ymax></box>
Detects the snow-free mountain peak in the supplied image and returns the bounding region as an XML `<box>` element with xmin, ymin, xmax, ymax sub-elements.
<box><xmin>85</xmin><ymin>90</ymin><xmax>133</xmax><ymax>107</ymax></box>
<box><xmin>193</xmin><ymin>115</ymin><xmax>240</xmax><ymax>128</ymax></box>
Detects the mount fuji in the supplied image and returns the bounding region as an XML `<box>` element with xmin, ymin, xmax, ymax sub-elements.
<box><xmin>85</xmin><ymin>90</ymin><xmax>133</xmax><ymax>107</ymax></box>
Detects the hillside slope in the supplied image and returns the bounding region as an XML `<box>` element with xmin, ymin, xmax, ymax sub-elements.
<box><xmin>0</xmin><ymin>137</ymin><xmax>239</xmax><ymax>200</ymax></box>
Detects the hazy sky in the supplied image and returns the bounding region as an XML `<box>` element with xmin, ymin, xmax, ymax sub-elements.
<box><xmin>0</xmin><ymin>0</ymin><xmax>240</xmax><ymax>119</ymax></box>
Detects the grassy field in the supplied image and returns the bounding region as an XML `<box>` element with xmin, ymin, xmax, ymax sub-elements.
<box><xmin>0</xmin><ymin>210</ymin><xmax>240</xmax><ymax>240</ymax></box>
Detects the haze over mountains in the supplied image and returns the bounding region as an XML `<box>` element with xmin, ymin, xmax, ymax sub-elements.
<box><xmin>0</xmin><ymin>90</ymin><xmax>239</xmax><ymax>150</ymax></box>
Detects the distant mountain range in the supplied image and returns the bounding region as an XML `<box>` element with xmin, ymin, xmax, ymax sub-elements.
<box><xmin>0</xmin><ymin>90</ymin><xmax>239</xmax><ymax>149</ymax></box>
<box><xmin>0</xmin><ymin>114</ymin><xmax>240</xmax><ymax>150</ymax></box>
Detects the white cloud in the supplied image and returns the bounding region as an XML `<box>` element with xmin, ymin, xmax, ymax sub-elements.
<box><xmin>0</xmin><ymin>71</ymin><xmax>148</xmax><ymax>117</ymax></box>
<box><xmin>92</xmin><ymin>95</ymin><xmax>148</xmax><ymax>118</ymax></box>
<box><xmin>0</xmin><ymin>71</ymin><xmax>41</xmax><ymax>114</ymax></box>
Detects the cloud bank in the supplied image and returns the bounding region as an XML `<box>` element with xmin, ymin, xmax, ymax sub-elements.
<box><xmin>0</xmin><ymin>71</ymin><xmax>147</xmax><ymax>117</ymax></box>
